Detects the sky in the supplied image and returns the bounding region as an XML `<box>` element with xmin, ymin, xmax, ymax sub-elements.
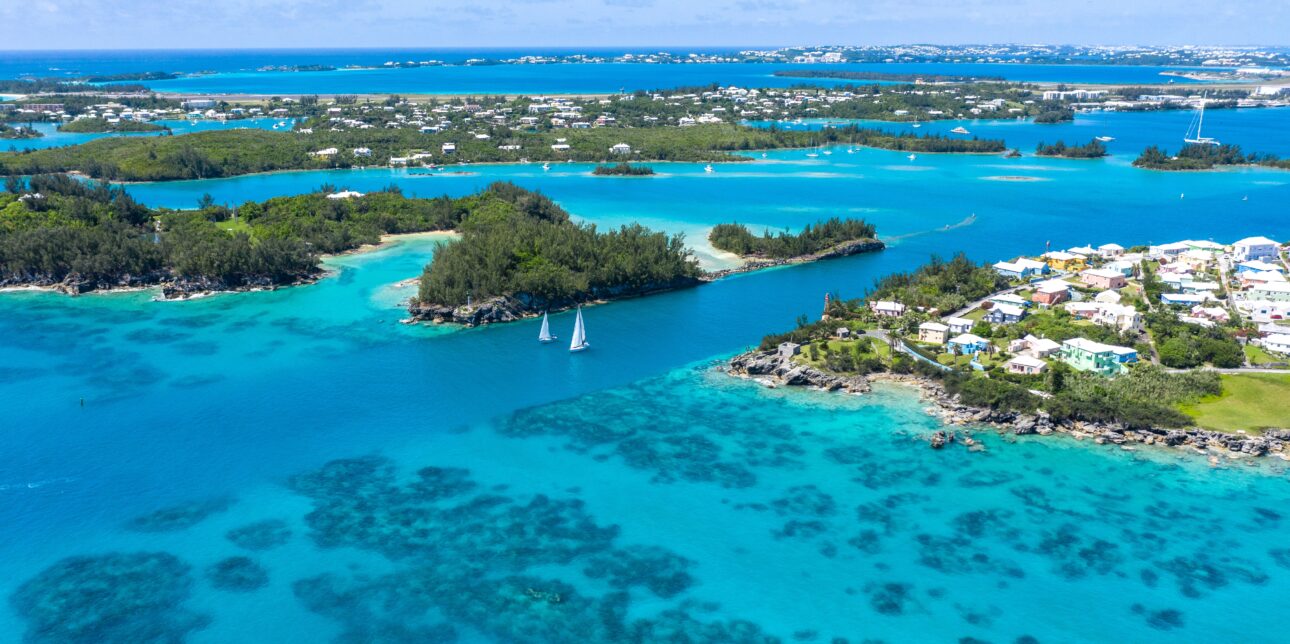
<box><xmin>2</xmin><ymin>0</ymin><xmax>1287</xmax><ymax>50</ymax></box>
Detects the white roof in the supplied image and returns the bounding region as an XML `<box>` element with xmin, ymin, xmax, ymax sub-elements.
<box><xmin>1265</xmin><ymin>333</ymin><xmax>1290</xmax><ymax>344</ymax></box>
<box><xmin>945</xmin><ymin>316</ymin><xmax>973</xmax><ymax>326</ymax></box>
<box><xmin>991</xmin><ymin>293</ymin><xmax>1027</xmax><ymax>304</ymax></box>
<box><xmin>1253</xmin><ymin>282</ymin><xmax>1290</xmax><ymax>293</ymax></box>
<box><xmin>1043</xmin><ymin>251</ymin><xmax>1080</xmax><ymax>260</ymax></box>
<box><xmin>873</xmin><ymin>300</ymin><xmax>905</xmax><ymax>311</ymax></box>
<box><xmin>1007</xmin><ymin>355</ymin><xmax>1047</xmax><ymax>368</ymax></box>
<box><xmin>1239</xmin><ymin>260</ymin><xmax>1285</xmax><ymax>272</ymax></box>
<box><xmin>1064</xmin><ymin>337</ymin><xmax>1132</xmax><ymax>354</ymax></box>
<box><xmin>1016</xmin><ymin>258</ymin><xmax>1047</xmax><ymax>270</ymax></box>
<box><xmin>1094</xmin><ymin>290</ymin><xmax>1122</xmax><ymax>303</ymax></box>
<box><xmin>919</xmin><ymin>322</ymin><xmax>949</xmax><ymax>331</ymax></box>
<box><xmin>950</xmin><ymin>333</ymin><xmax>987</xmax><ymax>344</ymax></box>
<box><xmin>1098</xmin><ymin>243</ymin><xmax>1125</xmax><ymax>251</ymax></box>
<box><xmin>991</xmin><ymin>304</ymin><xmax>1025</xmax><ymax>317</ymax></box>
<box><xmin>1036</xmin><ymin>279</ymin><xmax>1072</xmax><ymax>294</ymax></box>
<box><xmin>1029</xmin><ymin>337</ymin><xmax>1061</xmax><ymax>352</ymax></box>
<box><xmin>1234</xmin><ymin>236</ymin><xmax>1280</xmax><ymax>247</ymax></box>
<box><xmin>1083</xmin><ymin>268</ymin><xmax>1125</xmax><ymax>279</ymax></box>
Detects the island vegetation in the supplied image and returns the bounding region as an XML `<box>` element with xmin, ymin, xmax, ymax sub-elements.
<box><xmin>709</xmin><ymin>218</ymin><xmax>878</xmax><ymax>260</ymax></box>
<box><xmin>58</xmin><ymin>118</ymin><xmax>168</xmax><ymax>134</ymax></box>
<box><xmin>410</xmin><ymin>182</ymin><xmax>702</xmax><ymax>325</ymax></box>
<box><xmin>0</xmin><ymin>124</ymin><xmax>1007</xmax><ymax>182</ymax></box>
<box><xmin>1132</xmin><ymin>143</ymin><xmax>1290</xmax><ymax>171</ymax></box>
<box><xmin>1032</xmin><ymin>109</ymin><xmax>1075</xmax><ymax>124</ymax></box>
<box><xmin>0</xmin><ymin>175</ymin><xmax>518</xmax><ymax>297</ymax></box>
<box><xmin>591</xmin><ymin>162</ymin><xmax>654</xmax><ymax>176</ymax></box>
<box><xmin>1034</xmin><ymin>139</ymin><xmax>1108</xmax><ymax>158</ymax></box>
<box><xmin>0</xmin><ymin>124</ymin><xmax>42</xmax><ymax>140</ymax></box>
<box><xmin>771</xmin><ymin>70</ymin><xmax>1004</xmax><ymax>83</ymax></box>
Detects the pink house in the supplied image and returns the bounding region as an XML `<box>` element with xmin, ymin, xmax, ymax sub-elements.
<box><xmin>1081</xmin><ymin>268</ymin><xmax>1127</xmax><ymax>290</ymax></box>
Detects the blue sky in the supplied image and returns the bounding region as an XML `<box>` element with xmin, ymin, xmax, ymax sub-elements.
<box><xmin>4</xmin><ymin>0</ymin><xmax>1286</xmax><ymax>49</ymax></box>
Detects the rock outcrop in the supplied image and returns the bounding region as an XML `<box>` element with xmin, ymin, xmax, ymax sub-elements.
<box><xmin>727</xmin><ymin>349</ymin><xmax>871</xmax><ymax>393</ymax></box>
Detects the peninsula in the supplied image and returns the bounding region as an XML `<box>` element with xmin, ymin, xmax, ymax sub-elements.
<box><xmin>728</xmin><ymin>239</ymin><xmax>1290</xmax><ymax>458</ymax></box>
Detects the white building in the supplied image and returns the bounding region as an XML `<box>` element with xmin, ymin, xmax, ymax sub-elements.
<box><xmin>610</xmin><ymin>143</ymin><xmax>632</xmax><ymax>155</ymax></box>
<box><xmin>1262</xmin><ymin>334</ymin><xmax>1290</xmax><ymax>356</ymax></box>
<box><xmin>1233</xmin><ymin>236</ymin><xmax>1281</xmax><ymax>262</ymax></box>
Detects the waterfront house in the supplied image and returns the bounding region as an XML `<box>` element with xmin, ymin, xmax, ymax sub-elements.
<box><xmin>1005</xmin><ymin>355</ymin><xmax>1048</xmax><ymax>375</ymax></box>
<box><xmin>441</xmin><ymin>142</ymin><xmax>456</xmax><ymax>153</ymax></box>
<box><xmin>309</xmin><ymin>147</ymin><xmax>338</xmax><ymax>158</ymax></box>
<box><xmin>1263</xmin><ymin>334</ymin><xmax>1290</xmax><ymax>356</ymax></box>
<box><xmin>610</xmin><ymin>143</ymin><xmax>632</xmax><ymax>155</ymax></box>
<box><xmin>1032</xmin><ymin>279</ymin><xmax>1072</xmax><ymax>307</ymax></box>
<box><xmin>352</xmin><ymin>147</ymin><xmax>372</xmax><ymax>157</ymax></box>
<box><xmin>1097</xmin><ymin>243</ymin><xmax>1125</xmax><ymax>258</ymax></box>
<box><xmin>984</xmin><ymin>304</ymin><xmax>1026</xmax><ymax>325</ymax></box>
<box><xmin>1081</xmin><ymin>268</ymin><xmax>1127</xmax><ymax>290</ymax></box>
<box><xmin>948</xmin><ymin>333</ymin><xmax>991</xmax><ymax>355</ymax></box>
<box><xmin>993</xmin><ymin>261</ymin><xmax>1028</xmax><ymax>280</ymax></box>
<box><xmin>1233</xmin><ymin>236</ymin><xmax>1281</xmax><ymax>262</ymax></box>
<box><xmin>945</xmin><ymin>317</ymin><xmax>973</xmax><ymax>335</ymax></box>
<box><xmin>778</xmin><ymin>342</ymin><xmax>801</xmax><ymax>358</ymax></box>
<box><xmin>993</xmin><ymin>258</ymin><xmax>1049</xmax><ymax>279</ymax></box>
<box><xmin>1060</xmin><ymin>338</ymin><xmax>1138</xmax><ymax>376</ymax></box>
<box><xmin>1149</xmin><ymin>241</ymin><xmax>1191</xmax><ymax>259</ymax></box>
<box><xmin>918</xmin><ymin>322</ymin><xmax>949</xmax><ymax>345</ymax></box>
<box><xmin>872</xmin><ymin>301</ymin><xmax>906</xmax><ymax>317</ymax></box>
<box><xmin>1042</xmin><ymin>251</ymin><xmax>1087</xmax><ymax>272</ymax></box>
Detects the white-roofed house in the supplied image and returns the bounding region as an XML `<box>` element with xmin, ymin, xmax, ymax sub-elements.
<box><xmin>945</xmin><ymin>317</ymin><xmax>974</xmax><ymax>335</ymax></box>
<box><xmin>1233</xmin><ymin>236</ymin><xmax>1281</xmax><ymax>262</ymax></box>
<box><xmin>1097</xmin><ymin>243</ymin><xmax>1125</xmax><ymax>258</ymax></box>
<box><xmin>1005</xmin><ymin>355</ymin><xmax>1048</xmax><ymax>375</ymax></box>
<box><xmin>1262</xmin><ymin>334</ymin><xmax>1290</xmax><ymax>355</ymax></box>
<box><xmin>871</xmin><ymin>301</ymin><xmax>906</xmax><ymax>317</ymax></box>
<box><xmin>918</xmin><ymin>322</ymin><xmax>949</xmax><ymax>345</ymax></box>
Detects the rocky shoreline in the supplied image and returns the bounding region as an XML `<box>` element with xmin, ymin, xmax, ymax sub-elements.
<box><xmin>0</xmin><ymin>270</ymin><xmax>321</xmax><ymax>300</ymax></box>
<box><xmin>727</xmin><ymin>349</ymin><xmax>1290</xmax><ymax>461</ymax></box>
<box><xmin>406</xmin><ymin>276</ymin><xmax>704</xmax><ymax>327</ymax></box>
<box><xmin>704</xmin><ymin>238</ymin><xmax>885</xmax><ymax>280</ymax></box>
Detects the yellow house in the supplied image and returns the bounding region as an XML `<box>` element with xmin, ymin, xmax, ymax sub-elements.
<box><xmin>1043</xmin><ymin>251</ymin><xmax>1087</xmax><ymax>272</ymax></box>
<box><xmin>918</xmin><ymin>322</ymin><xmax>949</xmax><ymax>345</ymax></box>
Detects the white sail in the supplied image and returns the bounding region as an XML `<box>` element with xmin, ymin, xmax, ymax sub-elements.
<box><xmin>538</xmin><ymin>312</ymin><xmax>555</xmax><ymax>343</ymax></box>
<box><xmin>569</xmin><ymin>307</ymin><xmax>588</xmax><ymax>351</ymax></box>
<box><xmin>1184</xmin><ymin>96</ymin><xmax>1219</xmax><ymax>146</ymax></box>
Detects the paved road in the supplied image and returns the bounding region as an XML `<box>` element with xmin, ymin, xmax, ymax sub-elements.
<box><xmin>1164</xmin><ymin>367</ymin><xmax>1289</xmax><ymax>375</ymax></box>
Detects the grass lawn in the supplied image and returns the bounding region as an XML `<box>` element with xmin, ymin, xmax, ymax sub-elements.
<box><xmin>794</xmin><ymin>336</ymin><xmax>891</xmax><ymax>370</ymax></box>
<box><xmin>1180</xmin><ymin>373</ymin><xmax>1290</xmax><ymax>433</ymax></box>
<box><xmin>1244</xmin><ymin>344</ymin><xmax>1288</xmax><ymax>368</ymax></box>
<box><xmin>216</xmin><ymin>218</ymin><xmax>252</xmax><ymax>234</ymax></box>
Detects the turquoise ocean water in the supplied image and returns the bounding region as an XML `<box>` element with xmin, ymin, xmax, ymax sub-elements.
<box><xmin>1</xmin><ymin>118</ymin><xmax>295</xmax><ymax>152</ymax></box>
<box><xmin>3</xmin><ymin>79</ymin><xmax>1290</xmax><ymax>641</ymax></box>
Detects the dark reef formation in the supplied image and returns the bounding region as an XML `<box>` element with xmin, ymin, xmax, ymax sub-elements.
<box><xmin>124</xmin><ymin>496</ymin><xmax>235</xmax><ymax>532</ymax></box>
<box><xmin>207</xmin><ymin>556</ymin><xmax>270</xmax><ymax>592</ymax></box>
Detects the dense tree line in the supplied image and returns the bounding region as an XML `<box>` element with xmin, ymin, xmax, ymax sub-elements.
<box><xmin>591</xmin><ymin>163</ymin><xmax>655</xmax><ymax>176</ymax></box>
<box><xmin>867</xmin><ymin>253</ymin><xmax>1009</xmax><ymax>313</ymax></box>
<box><xmin>415</xmin><ymin>182</ymin><xmax>700</xmax><ymax>308</ymax></box>
<box><xmin>1133</xmin><ymin>143</ymin><xmax>1290</xmax><ymax>171</ymax></box>
<box><xmin>1032</xmin><ymin>109</ymin><xmax>1075</xmax><ymax>124</ymax></box>
<box><xmin>1146</xmin><ymin>311</ymin><xmax>1245</xmax><ymax>369</ymax></box>
<box><xmin>709</xmin><ymin>217</ymin><xmax>877</xmax><ymax>259</ymax></box>
<box><xmin>1034</xmin><ymin>139</ymin><xmax>1107</xmax><ymax>158</ymax></box>
<box><xmin>0</xmin><ymin>175</ymin><xmax>520</xmax><ymax>293</ymax></box>
<box><xmin>0</xmin><ymin>124</ymin><xmax>1008</xmax><ymax>182</ymax></box>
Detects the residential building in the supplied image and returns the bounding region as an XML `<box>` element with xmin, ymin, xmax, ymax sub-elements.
<box><xmin>984</xmin><ymin>303</ymin><xmax>1026</xmax><ymax>324</ymax></box>
<box><xmin>1236</xmin><ymin>260</ymin><xmax>1284</xmax><ymax>274</ymax></box>
<box><xmin>778</xmin><ymin>342</ymin><xmax>801</xmax><ymax>358</ymax></box>
<box><xmin>1263</xmin><ymin>334</ymin><xmax>1290</xmax><ymax>356</ymax></box>
<box><xmin>1005</xmin><ymin>355</ymin><xmax>1048</xmax><ymax>375</ymax></box>
<box><xmin>1081</xmin><ymin>268</ymin><xmax>1127</xmax><ymax>290</ymax></box>
<box><xmin>945</xmin><ymin>317</ymin><xmax>973</xmax><ymax>335</ymax></box>
<box><xmin>1094</xmin><ymin>290</ymin><xmax>1122</xmax><ymax>304</ymax></box>
<box><xmin>1249</xmin><ymin>282</ymin><xmax>1290</xmax><ymax>303</ymax></box>
<box><xmin>1093</xmin><ymin>303</ymin><xmax>1142</xmax><ymax>332</ymax></box>
<box><xmin>1060</xmin><ymin>338</ymin><xmax>1138</xmax><ymax>376</ymax></box>
<box><xmin>1097</xmin><ymin>243</ymin><xmax>1125</xmax><ymax>258</ymax></box>
<box><xmin>918</xmin><ymin>322</ymin><xmax>949</xmax><ymax>345</ymax></box>
<box><xmin>609</xmin><ymin>143</ymin><xmax>632</xmax><ymax>154</ymax></box>
<box><xmin>948</xmin><ymin>333</ymin><xmax>991</xmax><ymax>355</ymax></box>
<box><xmin>989</xmin><ymin>293</ymin><xmax>1029</xmax><ymax>309</ymax></box>
<box><xmin>1104</xmin><ymin>260</ymin><xmax>1137</xmax><ymax>277</ymax></box>
<box><xmin>1161</xmin><ymin>293</ymin><xmax>1211</xmax><ymax>306</ymax></box>
<box><xmin>871</xmin><ymin>301</ymin><xmax>906</xmax><ymax>317</ymax></box>
<box><xmin>1032</xmin><ymin>279</ymin><xmax>1072</xmax><ymax>307</ymax></box>
<box><xmin>1233</xmin><ymin>236</ymin><xmax>1281</xmax><ymax>262</ymax></box>
<box><xmin>1042</xmin><ymin>251</ymin><xmax>1087</xmax><ymax>271</ymax></box>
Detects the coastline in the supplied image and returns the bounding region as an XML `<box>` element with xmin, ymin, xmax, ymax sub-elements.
<box><xmin>724</xmin><ymin>348</ymin><xmax>1290</xmax><ymax>462</ymax></box>
<box><xmin>405</xmin><ymin>237</ymin><xmax>886</xmax><ymax>327</ymax></box>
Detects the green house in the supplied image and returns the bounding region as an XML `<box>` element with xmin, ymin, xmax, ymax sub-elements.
<box><xmin>1060</xmin><ymin>338</ymin><xmax>1138</xmax><ymax>376</ymax></box>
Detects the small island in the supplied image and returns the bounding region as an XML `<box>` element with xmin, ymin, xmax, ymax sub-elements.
<box><xmin>591</xmin><ymin>162</ymin><xmax>654</xmax><ymax>176</ymax></box>
<box><xmin>1034</xmin><ymin>139</ymin><xmax>1108</xmax><ymax>159</ymax></box>
<box><xmin>0</xmin><ymin>124</ymin><xmax>42</xmax><ymax>140</ymax></box>
<box><xmin>1132</xmin><ymin>143</ymin><xmax>1290</xmax><ymax>171</ymax></box>
<box><xmin>1033</xmin><ymin>109</ymin><xmax>1075</xmax><ymax>124</ymax></box>
<box><xmin>58</xmin><ymin>118</ymin><xmax>168</xmax><ymax>134</ymax></box>
<box><xmin>708</xmin><ymin>218</ymin><xmax>883</xmax><ymax>273</ymax></box>
<box><xmin>408</xmin><ymin>182</ymin><xmax>702</xmax><ymax>326</ymax></box>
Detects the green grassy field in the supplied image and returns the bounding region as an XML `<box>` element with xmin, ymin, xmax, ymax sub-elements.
<box><xmin>1180</xmin><ymin>373</ymin><xmax>1290</xmax><ymax>433</ymax></box>
<box><xmin>1243</xmin><ymin>344</ymin><xmax>1288</xmax><ymax>368</ymax></box>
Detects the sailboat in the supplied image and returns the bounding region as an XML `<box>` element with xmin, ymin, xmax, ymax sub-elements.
<box><xmin>950</xmin><ymin>126</ymin><xmax>970</xmax><ymax>135</ymax></box>
<box><xmin>907</xmin><ymin>153</ymin><xmax>917</xmax><ymax>161</ymax></box>
<box><xmin>538</xmin><ymin>311</ymin><xmax>556</xmax><ymax>343</ymax></box>
<box><xmin>1184</xmin><ymin>96</ymin><xmax>1220</xmax><ymax>146</ymax></box>
<box><xmin>1095</xmin><ymin>136</ymin><xmax>1115</xmax><ymax>142</ymax></box>
<box><xmin>704</xmin><ymin>164</ymin><xmax>714</xmax><ymax>173</ymax></box>
<box><xmin>542</xmin><ymin>162</ymin><xmax>550</xmax><ymax>171</ymax></box>
<box><xmin>569</xmin><ymin>307</ymin><xmax>589</xmax><ymax>352</ymax></box>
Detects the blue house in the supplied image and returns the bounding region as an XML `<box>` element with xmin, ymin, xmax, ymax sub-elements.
<box><xmin>984</xmin><ymin>304</ymin><xmax>1026</xmax><ymax>324</ymax></box>
<box><xmin>948</xmin><ymin>333</ymin><xmax>991</xmax><ymax>355</ymax></box>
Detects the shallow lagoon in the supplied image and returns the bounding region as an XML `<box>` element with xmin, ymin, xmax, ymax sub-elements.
<box><xmin>3</xmin><ymin>112</ymin><xmax>1290</xmax><ymax>641</ymax></box>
